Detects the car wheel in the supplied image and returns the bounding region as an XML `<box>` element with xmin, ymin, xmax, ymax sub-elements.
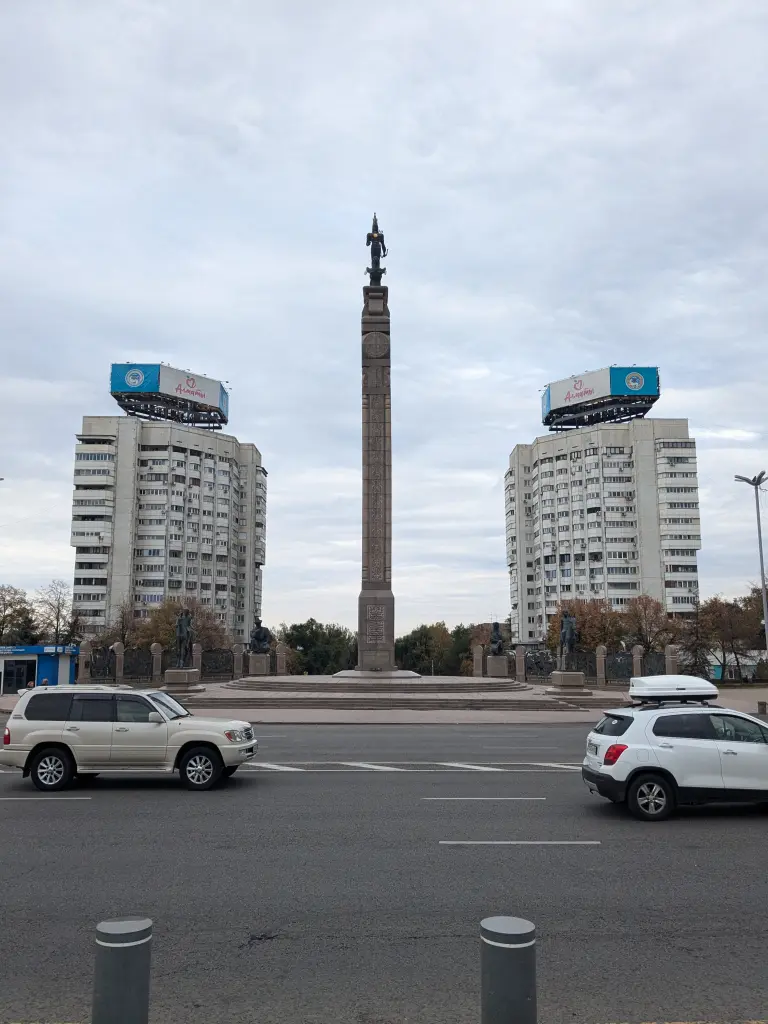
<box><xmin>223</xmin><ymin>767</ymin><xmax>238</xmax><ymax>778</ymax></box>
<box><xmin>30</xmin><ymin>748</ymin><xmax>74</xmax><ymax>792</ymax></box>
<box><xmin>627</xmin><ymin>773</ymin><xmax>675</xmax><ymax>822</ymax></box>
<box><xmin>180</xmin><ymin>747</ymin><xmax>222</xmax><ymax>790</ymax></box>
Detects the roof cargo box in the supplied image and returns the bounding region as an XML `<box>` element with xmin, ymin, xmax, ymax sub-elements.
<box><xmin>629</xmin><ymin>675</ymin><xmax>718</xmax><ymax>702</ymax></box>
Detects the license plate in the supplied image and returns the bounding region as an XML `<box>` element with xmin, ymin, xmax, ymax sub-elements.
<box><xmin>587</xmin><ymin>741</ymin><xmax>598</xmax><ymax>756</ymax></box>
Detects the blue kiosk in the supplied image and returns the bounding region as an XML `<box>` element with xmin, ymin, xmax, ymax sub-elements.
<box><xmin>0</xmin><ymin>645</ymin><xmax>79</xmax><ymax>694</ymax></box>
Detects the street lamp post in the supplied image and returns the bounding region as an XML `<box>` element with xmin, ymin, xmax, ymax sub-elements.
<box><xmin>735</xmin><ymin>471</ymin><xmax>768</xmax><ymax>658</ymax></box>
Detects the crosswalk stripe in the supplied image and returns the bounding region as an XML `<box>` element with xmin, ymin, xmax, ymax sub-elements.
<box><xmin>437</xmin><ymin>762</ymin><xmax>505</xmax><ymax>772</ymax></box>
<box><xmin>338</xmin><ymin>762</ymin><xmax>405</xmax><ymax>771</ymax></box>
<box><xmin>256</xmin><ymin>763</ymin><xmax>306</xmax><ymax>772</ymax></box>
<box><xmin>531</xmin><ymin>762</ymin><xmax>581</xmax><ymax>771</ymax></box>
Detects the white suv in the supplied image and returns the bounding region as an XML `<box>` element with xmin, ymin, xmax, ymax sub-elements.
<box><xmin>582</xmin><ymin>675</ymin><xmax>768</xmax><ymax>821</ymax></box>
<box><xmin>1</xmin><ymin>686</ymin><xmax>258</xmax><ymax>791</ymax></box>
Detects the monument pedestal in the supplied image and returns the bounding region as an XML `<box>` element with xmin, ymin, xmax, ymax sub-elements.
<box><xmin>162</xmin><ymin>668</ymin><xmax>204</xmax><ymax>695</ymax></box>
<box><xmin>247</xmin><ymin>653</ymin><xmax>270</xmax><ymax>676</ymax></box>
<box><xmin>486</xmin><ymin>655</ymin><xmax>510</xmax><ymax>678</ymax></box>
<box><xmin>545</xmin><ymin>670</ymin><xmax>593</xmax><ymax>696</ymax></box>
<box><xmin>333</xmin><ymin>669</ymin><xmax>421</xmax><ymax>680</ymax></box>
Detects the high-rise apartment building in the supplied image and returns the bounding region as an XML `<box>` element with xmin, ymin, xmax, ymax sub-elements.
<box><xmin>71</xmin><ymin>374</ymin><xmax>267</xmax><ymax>642</ymax></box>
<box><xmin>506</xmin><ymin>368</ymin><xmax>700</xmax><ymax>643</ymax></box>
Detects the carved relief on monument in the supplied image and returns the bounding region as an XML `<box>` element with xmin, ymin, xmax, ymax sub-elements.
<box><xmin>362</xmin><ymin>331</ymin><xmax>390</xmax><ymax>359</ymax></box>
<box><xmin>366</xmin><ymin>604</ymin><xmax>386</xmax><ymax>643</ymax></box>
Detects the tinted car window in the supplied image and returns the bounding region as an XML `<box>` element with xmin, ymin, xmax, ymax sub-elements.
<box><xmin>710</xmin><ymin>714</ymin><xmax>766</xmax><ymax>744</ymax></box>
<box><xmin>653</xmin><ymin>713</ymin><xmax>714</xmax><ymax>740</ymax></box>
<box><xmin>24</xmin><ymin>693</ymin><xmax>73</xmax><ymax>722</ymax></box>
<box><xmin>116</xmin><ymin>696</ymin><xmax>154</xmax><ymax>723</ymax></box>
<box><xmin>69</xmin><ymin>695</ymin><xmax>115</xmax><ymax>723</ymax></box>
<box><xmin>593</xmin><ymin>715</ymin><xmax>631</xmax><ymax>736</ymax></box>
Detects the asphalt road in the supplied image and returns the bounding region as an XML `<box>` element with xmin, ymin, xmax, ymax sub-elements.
<box><xmin>2</xmin><ymin>724</ymin><xmax>768</xmax><ymax>1024</ymax></box>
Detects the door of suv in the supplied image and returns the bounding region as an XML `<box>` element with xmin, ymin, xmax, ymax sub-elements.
<box><xmin>111</xmin><ymin>694</ymin><xmax>169</xmax><ymax>767</ymax></box>
<box><xmin>63</xmin><ymin>693</ymin><xmax>114</xmax><ymax>767</ymax></box>
<box><xmin>646</xmin><ymin>712</ymin><xmax>724</xmax><ymax>793</ymax></box>
<box><xmin>709</xmin><ymin>713</ymin><xmax>768</xmax><ymax>794</ymax></box>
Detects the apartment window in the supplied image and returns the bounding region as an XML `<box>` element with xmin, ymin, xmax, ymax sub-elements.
<box><xmin>668</xmin><ymin>502</ymin><xmax>698</xmax><ymax>509</ymax></box>
<box><xmin>656</xmin><ymin>441</ymin><xmax>696</xmax><ymax>449</ymax></box>
<box><xmin>75</xmin><ymin>469</ymin><xmax>112</xmax><ymax>477</ymax></box>
<box><xmin>75</xmin><ymin>452</ymin><xmax>114</xmax><ymax>461</ymax></box>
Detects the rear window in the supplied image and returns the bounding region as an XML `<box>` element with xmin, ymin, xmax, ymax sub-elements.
<box><xmin>593</xmin><ymin>714</ymin><xmax>631</xmax><ymax>737</ymax></box>
<box><xmin>24</xmin><ymin>693</ymin><xmax>74</xmax><ymax>722</ymax></box>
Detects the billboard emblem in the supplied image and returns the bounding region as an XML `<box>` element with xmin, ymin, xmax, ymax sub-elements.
<box><xmin>186</xmin><ymin>376</ymin><xmax>196</xmax><ymax>387</ymax></box>
<box><xmin>625</xmin><ymin>371</ymin><xmax>644</xmax><ymax>391</ymax></box>
<box><xmin>125</xmin><ymin>368</ymin><xmax>145</xmax><ymax>388</ymax></box>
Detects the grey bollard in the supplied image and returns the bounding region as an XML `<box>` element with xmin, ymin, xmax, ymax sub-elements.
<box><xmin>481</xmin><ymin>916</ymin><xmax>536</xmax><ymax>1024</ymax></box>
<box><xmin>92</xmin><ymin>917</ymin><xmax>153</xmax><ymax>1024</ymax></box>
<box><xmin>758</xmin><ymin>701</ymin><xmax>767</xmax><ymax>716</ymax></box>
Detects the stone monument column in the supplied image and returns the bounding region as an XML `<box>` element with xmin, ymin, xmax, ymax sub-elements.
<box><xmin>357</xmin><ymin>282</ymin><xmax>395</xmax><ymax>672</ymax></box>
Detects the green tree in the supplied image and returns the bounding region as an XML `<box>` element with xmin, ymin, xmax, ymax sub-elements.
<box><xmin>395</xmin><ymin>622</ymin><xmax>455</xmax><ymax>675</ymax></box>
<box><xmin>0</xmin><ymin>585</ymin><xmax>41</xmax><ymax>644</ymax></box>
<box><xmin>277</xmin><ymin>619</ymin><xmax>357</xmax><ymax>674</ymax></box>
<box><xmin>676</xmin><ymin>598</ymin><xmax>713</xmax><ymax>678</ymax></box>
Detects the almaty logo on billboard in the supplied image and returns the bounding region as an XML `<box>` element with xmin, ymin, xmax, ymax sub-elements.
<box><xmin>175</xmin><ymin>375</ymin><xmax>208</xmax><ymax>401</ymax></box>
<box><xmin>625</xmin><ymin>371</ymin><xmax>645</xmax><ymax>391</ymax></box>
<box><xmin>125</xmin><ymin>368</ymin><xmax>145</xmax><ymax>388</ymax></box>
<box><xmin>563</xmin><ymin>377</ymin><xmax>595</xmax><ymax>404</ymax></box>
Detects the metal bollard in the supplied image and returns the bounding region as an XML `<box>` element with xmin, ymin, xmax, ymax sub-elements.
<box><xmin>480</xmin><ymin>916</ymin><xmax>536</xmax><ymax>1024</ymax></box>
<box><xmin>758</xmin><ymin>701</ymin><xmax>767</xmax><ymax>716</ymax></box>
<box><xmin>92</xmin><ymin>917</ymin><xmax>153</xmax><ymax>1024</ymax></box>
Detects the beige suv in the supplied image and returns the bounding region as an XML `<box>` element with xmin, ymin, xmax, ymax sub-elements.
<box><xmin>1</xmin><ymin>686</ymin><xmax>258</xmax><ymax>791</ymax></box>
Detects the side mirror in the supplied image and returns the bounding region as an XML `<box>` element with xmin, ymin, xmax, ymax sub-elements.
<box><xmin>148</xmin><ymin>711</ymin><xmax>164</xmax><ymax>724</ymax></box>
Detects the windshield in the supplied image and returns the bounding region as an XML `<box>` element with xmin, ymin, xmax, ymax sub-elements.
<box><xmin>148</xmin><ymin>691</ymin><xmax>191</xmax><ymax>720</ymax></box>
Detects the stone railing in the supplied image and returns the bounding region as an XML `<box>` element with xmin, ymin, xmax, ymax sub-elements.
<box><xmin>472</xmin><ymin>643</ymin><xmax>679</xmax><ymax>686</ymax></box>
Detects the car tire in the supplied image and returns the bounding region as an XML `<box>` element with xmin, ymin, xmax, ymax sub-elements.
<box><xmin>627</xmin><ymin>773</ymin><xmax>675</xmax><ymax>822</ymax></box>
<box><xmin>222</xmin><ymin>767</ymin><xmax>238</xmax><ymax>778</ymax></box>
<box><xmin>180</xmin><ymin>747</ymin><xmax>222</xmax><ymax>790</ymax></box>
<box><xmin>30</xmin><ymin>748</ymin><xmax>75</xmax><ymax>792</ymax></box>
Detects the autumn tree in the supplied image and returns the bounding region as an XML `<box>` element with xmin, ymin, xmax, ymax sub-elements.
<box><xmin>676</xmin><ymin>599</ymin><xmax>712</xmax><ymax>678</ymax></box>
<box><xmin>699</xmin><ymin>595</ymin><xmax>762</xmax><ymax>679</ymax></box>
<box><xmin>622</xmin><ymin>595</ymin><xmax>679</xmax><ymax>652</ymax></box>
<box><xmin>545</xmin><ymin>599</ymin><xmax>626</xmax><ymax>652</ymax></box>
<box><xmin>132</xmin><ymin>599</ymin><xmax>232</xmax><ymax>651</ymax></box>
<box><xmin>98</xmin><ymin>598</ymin><xmax>140</xmax><ymax>648</ymax></box>
<box><xmin>35</xmin><ymin>579</ymin><xmax>77</xmax><ymax>644</ymax></box>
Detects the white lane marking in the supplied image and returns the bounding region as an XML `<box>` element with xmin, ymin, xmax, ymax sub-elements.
<box><xmin>440</xmin><ymin>840</ymin><xmax>600</xmax><ymax>846</ymax></box>
<box><xmin>422</xmin><ymin>797</ymin><xmax>546</xmax><ymax>801</ymax></box>
<box><xmin>437</xmin><ymin>762</ymin><xmax>506</xmax><ymax>772</ymax></box>
<box><xmin>257</xmin><ymin>763</ymin><xmax>306</xmax><ymax>772</ymax></box>
<box><xmin>338</xmin><ymin>762</ymin><xmax>406</xmax><ymax>771</ymax></box>
<box><xmin>0</xmin><ymin>796</ymin><xmax>92</xmax><ymax>801</ymax></box>
<box><xmin>530</xmin><ymin>762</ymin><xmax>581</xmax><ymax>770</ymax></box>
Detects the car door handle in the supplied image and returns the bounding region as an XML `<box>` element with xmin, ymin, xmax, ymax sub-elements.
<box><xmin>723</xmin><ymin>749</ymin><xmax>738</xmax><ymax>755</ymax></box>
<box><xmin>114</xmin><ymin>727</ymin><xmax>129</xmax><ymax>733</ymax></box>
<box><xmin>658</xmin><ymin>742</ymin><xmax>674</xmax><ymax>749</ymax></box>
<box><xmin>65</xmin><ymin>726</ymin><xmax>79</xmax><ymax>732</ymax></box>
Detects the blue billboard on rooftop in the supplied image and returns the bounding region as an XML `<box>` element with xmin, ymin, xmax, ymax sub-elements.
<box><xmin>110</xmin><ymin>363</ymin><xmax>229</xmax><ymax>423</ymax></box>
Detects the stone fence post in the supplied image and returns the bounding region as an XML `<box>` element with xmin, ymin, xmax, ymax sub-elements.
<box><xmin>110</xmin><ymin>642</ymin><xmax>124</xmax><ymax>684</ymax></box>
<box><xmin>515</xmin><ymin>645</ymin><xmax>525</xmax><ymax>683</ymax></box>
<box><xmin>192</xmin><ymin>643</ymin><xmax>202</xmax><ymax>674</ymax></box>
<box><xmin>632</xmin><ymin>645</ymin><xmax>644</xmax><ymax>677</ymax></box>
<box><xmin>150</xmin><ymin>643</ymin><xmax>163</xmax><ymax>683</ymax></box>
<box><xmin>596</xmin><ymin>645</ymin><xmax>607</xmax><ymax>687</ymax></box>
<box><xmin>275</xmin><ymin>642</ymin><xmax>288</xmax><ymax>676</ymax></box>
<box><xmin>78</xmin><ymin>640</ymin><xmax>91</xmax><ymax>683</ymax></box>
<box><xmin>232</xmin><ymin>643</ymin><xmax>244</xmax><ymax>680</ymax></box>
<box><xmin>473</xmin><ymin>644</ymin><xmax>484</xmax><ymax>678</ymax></box>
<box><xmin>665</xmin><ymin>644</ymin><xmax>679</xmax><ymax>675</ymax></box>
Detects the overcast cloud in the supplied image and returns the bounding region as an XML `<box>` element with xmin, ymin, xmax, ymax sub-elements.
<box><xmin>1</xmin><ymin>0</ymin><xmax>767</xmax><ymax>631</ymax></box>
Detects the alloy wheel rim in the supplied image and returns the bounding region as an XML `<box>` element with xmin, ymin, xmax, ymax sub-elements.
<box><xmin>637</xmin><ymin>782</ymin><xmax>667</xmax><ymax>815</ymax></box>
<box><xmin>186</xmin><ymin>755</ymin><xmax>214</xmax><ymax>785</ymax></box>
<box><xmin>38</xmin><ymin>756</ymin><xmax>65</xmax><ymax>787</ymax></box>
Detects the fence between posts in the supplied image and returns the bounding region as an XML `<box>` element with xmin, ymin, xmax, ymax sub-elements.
<box><xmin>473</xmin><ymin>643</ymin><xmax>680</xmax><ymax>684</ymax></box>
<box><xmin>79</xmin><ymin>641</ymin><xmax>289</xmax><ymax>686</ymax></box>
<box><xmin>85</xmin><ymin>913</ymin><xmax>539</xmax><ymax>1024</ymax></box>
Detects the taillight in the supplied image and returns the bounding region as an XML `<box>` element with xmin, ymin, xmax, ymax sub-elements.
<box><xmin>603</xmin><ymin>743</ymin><xmax>627</xmax><ymax>766</ymax></box>
<box><xmin>3</xmin><ymin>728</ymin><xmax>9</xmax><ymax>746</ymax></box>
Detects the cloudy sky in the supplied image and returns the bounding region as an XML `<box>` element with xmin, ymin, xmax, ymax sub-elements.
<box><xmin>1</xmin><ymin>0</ymin><xmax>767</xmax><ymax>631</ymax></box>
